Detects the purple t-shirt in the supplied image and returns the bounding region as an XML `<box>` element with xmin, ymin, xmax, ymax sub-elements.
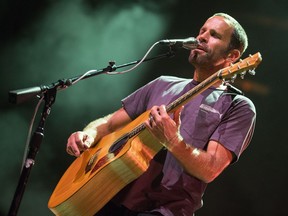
<box><xmin>115</xmin><ymin>76</ymin><xmax>256</xmax><ymax>215</ymax></box>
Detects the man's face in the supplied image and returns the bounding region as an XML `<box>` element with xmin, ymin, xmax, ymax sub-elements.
<box><xmin>189</xmin><ymin>16</ymin><xmax>233</xmax><ymax>70</ymax></box>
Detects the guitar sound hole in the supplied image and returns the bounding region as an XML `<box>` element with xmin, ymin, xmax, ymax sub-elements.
<box><xmin>109</xmin><ymin>134</ymin><xmax>129</xmax><ymax>153</ymax></box>
<box><xmin>85</xmin><ymin>149</ymin><xmax>101</xmax><ymax>174</ymax></box>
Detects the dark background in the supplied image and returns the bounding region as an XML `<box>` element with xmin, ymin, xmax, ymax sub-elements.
<box><xmin>1</xmin><ymin>0</ymin><xmax>287</xmax><ymax>215</ymax></box>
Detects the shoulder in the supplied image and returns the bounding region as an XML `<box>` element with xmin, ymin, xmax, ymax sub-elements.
<box><xmin>223</xmin><ymin>85</ymin><xmax>256</xmax><ymax>114</ymax></box>
<box><xmin>151</xmin><ymin>76</ymin><xmax>191</xmax><ymax>88</ymax></box>
<box><xmin>156</xmin><ymin>75</ymin><xmax>190</xmax><ymax>83</ymax></box>
<box><xmin>233</xmin><ymin>94</ymin><xmax>256</xmax><ymax>113</ymax></box>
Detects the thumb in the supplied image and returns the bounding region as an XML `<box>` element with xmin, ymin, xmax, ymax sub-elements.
<box><xmin>83</xmin><ymin>134</ymin><xmax>95</xmax><ymax>148</ymax></box>
<box><xmin>174</xmin><ymin>106</ymin><xmax>184</xmax><ymax>127</ymax></box>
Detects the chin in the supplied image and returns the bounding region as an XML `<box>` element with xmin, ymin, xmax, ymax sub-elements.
<box><xmin>188</xmin><ymin>51</ymin><xmax>198</xmax><ymax>64</ymax></box>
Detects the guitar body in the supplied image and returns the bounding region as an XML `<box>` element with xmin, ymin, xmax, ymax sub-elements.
<box><xmin>48</xmin><ymin>110</ymin><xmax>163</xmax><ymax>216</ymax></box>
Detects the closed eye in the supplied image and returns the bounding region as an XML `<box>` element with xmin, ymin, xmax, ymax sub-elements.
<box><xmin>210</xmin><ymin>30</ymin><xmax>222</xmax><ymax>39</ymax></box>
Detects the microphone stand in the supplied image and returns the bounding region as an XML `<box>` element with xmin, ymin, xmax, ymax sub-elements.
<box><xmin>7</xmin><ymin>49</ymin><xmax>175</xmax><ymax>216</ymax></box>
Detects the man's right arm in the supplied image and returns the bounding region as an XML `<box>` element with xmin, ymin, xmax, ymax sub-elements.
<box><xmin>66</xmin><ymin>107</ymin><xmax>132</xmax><ymax>157</ymax></box>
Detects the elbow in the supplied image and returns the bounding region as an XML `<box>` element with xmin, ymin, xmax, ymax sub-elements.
<box><xmin>195</xmin><ymin>168</ymin><xmax>222</xmax><ymax>184</ymax></box>
<box><xmin>199</xmin><ymin>158</ymin><xmax>231</xmax><ymax>183</ymax></box>
<box><xmin>201</xmin><ymin>173</ymin><xmax>218</xmax><ymax>183</ymax></box>
<box><xmin>204</xmin><ymin>164</ymin><xmax>226</xmax><ymax>183</ymax></box>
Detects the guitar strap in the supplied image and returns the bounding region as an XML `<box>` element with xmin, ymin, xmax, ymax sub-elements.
<box><xmin>225</xmin><ymin>82</ymin><xmax>244</xmax><ymax>96</ymax></box>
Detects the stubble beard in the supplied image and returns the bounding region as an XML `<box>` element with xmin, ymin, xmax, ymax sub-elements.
<box><xmin>188</xmin><ymin>50</ymin><xmax>212</xmax><ymax>70</ymax></box>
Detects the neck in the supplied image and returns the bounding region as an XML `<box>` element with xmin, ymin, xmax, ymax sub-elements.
<box><xmin>193</xmin><ymin>68</ymin><xmax>224</xmax><ymax>88</ymax></box>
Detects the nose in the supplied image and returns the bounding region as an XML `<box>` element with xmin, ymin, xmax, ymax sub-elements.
<box><xmin>197</xmin><ymin>31</ymin><xmax>208</xmax><ymax>43</ymax></box>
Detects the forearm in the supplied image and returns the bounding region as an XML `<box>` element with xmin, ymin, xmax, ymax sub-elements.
<box><xmin>82</xmin><ymin>107</ymin><xmax>132</xmax><ymax>146</ymax></box>
<box><xmin>83</xmin><ymin>114</ymin><xmax>112</xmax><ymax>145</ymax></box>
<box><xmin>168</xmin><ymin>140</ymin><xmax>215</xmax><ymax>183</ymax></box>
<box><xmin>165</xmin><ymin>136</ymin><xmax>232</xmax><ymax>183</ymax></box>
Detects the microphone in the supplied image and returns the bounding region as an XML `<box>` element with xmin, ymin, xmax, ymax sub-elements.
<box><xmin>158</xmin><ymin>37</ymin><xmax>199</xmax><ymax>50</ymax></box>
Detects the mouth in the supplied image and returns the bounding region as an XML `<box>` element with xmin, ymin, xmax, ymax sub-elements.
<box><xmin>195</xmin><ymin>44</ymin><xmax>207</xmax><ymax>52</ymax></box>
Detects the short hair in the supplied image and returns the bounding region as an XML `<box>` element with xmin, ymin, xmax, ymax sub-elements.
<box><xmin>213</xmin><ymin>13</ymin><xmax>248</xmax><ymax>56</ymax></box>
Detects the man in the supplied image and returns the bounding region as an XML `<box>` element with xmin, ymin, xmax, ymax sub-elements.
<box><xmin>66</xmin><ymin>13</ymin><xmax>255</xmax><ymax>216</ymax></box>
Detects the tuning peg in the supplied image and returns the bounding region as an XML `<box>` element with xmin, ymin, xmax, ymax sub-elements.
<box><xmin>248</xmin><ymin>69</ymin><xmax>256</xmax><ymax>75</ymax></box>
<box><xmin>230</xmin><ymin>74</ymin><xmax>237</xmax><ymax>83</ymax></box>
<box><xmin>240</xmin><ymin>71</ymin><xmax>246</xmax><ymax>79</ymax></box>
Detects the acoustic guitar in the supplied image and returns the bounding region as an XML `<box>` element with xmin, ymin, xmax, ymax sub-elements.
<box><xmin>48</xmin><ymin>52</ymin><xmax>262</xmax><ymax>216</ymax></box>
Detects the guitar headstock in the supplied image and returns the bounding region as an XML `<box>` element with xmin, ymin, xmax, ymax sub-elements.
<box><xmin>219</xmin><ymin>52</ymin><xmax>262</xmax><ymax>82</ymax></box>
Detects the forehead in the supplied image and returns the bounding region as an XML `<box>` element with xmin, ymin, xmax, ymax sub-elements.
<box><xmin>201</xmin><ymin>16</ymin><xmax>233</xmax><ymax>36</ymax></box>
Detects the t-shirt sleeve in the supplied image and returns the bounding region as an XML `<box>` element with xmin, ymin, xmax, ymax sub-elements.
<box><xmin>210</xmin><ymin>95</ymin><xmax>256</xmax><ymax>162</ymax></box>
<box><xmin>121</xmin><ymin>76</ymin><xmax>186</xmax><ymax>120</ymax></box>
<box><xmin>121</xmin><ymin>77</ymin><xmax>159</xmax><ymax>120</ymax></box>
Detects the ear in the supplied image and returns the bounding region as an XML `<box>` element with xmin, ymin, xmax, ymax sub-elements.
<box><xmin>226</xmin><ymin>49</ymin><xmax>241</xmax><ymax>64</ymax></box>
